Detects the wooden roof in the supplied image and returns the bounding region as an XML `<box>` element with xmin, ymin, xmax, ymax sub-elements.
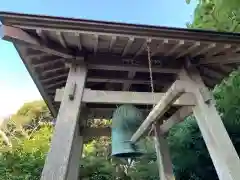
<box><xmin>1</xmin><ymin>12</ymin><xmax>240</xmax><ymax>117</ymax></box>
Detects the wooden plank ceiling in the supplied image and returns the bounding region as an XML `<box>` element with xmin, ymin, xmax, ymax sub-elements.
<box><xmin>0</xmin><ymin>12</ymin><xmax>240</xmax><ymax>117</ymax></box>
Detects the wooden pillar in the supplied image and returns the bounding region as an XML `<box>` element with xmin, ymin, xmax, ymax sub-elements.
<box><xmin>41</xmin><ymin>63</ymin><xmax>87</xmax><ymax>180</ymax></box>
<box><xmin>154</xmin><ymin>123</ymin><xmax>175</xmax><ymax>180</ymax></box>
<box><xmin>181</xmin><ymin>68</ymin><xmax>240</xmax><ymax>180</ymax></box>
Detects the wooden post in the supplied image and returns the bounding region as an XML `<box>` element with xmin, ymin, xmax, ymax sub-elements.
<box><xmin>154</xmin><ymin>123</ymin><xmax>175</xmax><ymax>180</ymax></box>
<box><xmin>41</xmin><ymin>63</ymin><xmax>87</xmax><ymax>180</ymax></box>
<box><xmin>181</xmin><ymin>68</ymin><xmax>240</xmax><ymax>180</ymax></box>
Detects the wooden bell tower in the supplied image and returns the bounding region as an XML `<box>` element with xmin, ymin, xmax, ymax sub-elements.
<box><xmin>1</xmin><ymin>11</ymin><xmax>240</xmax><ymax>180</ymax></box>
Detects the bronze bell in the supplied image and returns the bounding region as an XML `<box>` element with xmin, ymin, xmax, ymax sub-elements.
<box><xmin>111</xmin><ymin>104</ymin><xmax>145</xmax><ymax>158</ymax></box>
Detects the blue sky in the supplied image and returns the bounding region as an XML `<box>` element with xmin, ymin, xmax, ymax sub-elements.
<box><xmin>0</xmin><ymin>0</ymin><xmax>197</xmax><ymax>118</ymax></box>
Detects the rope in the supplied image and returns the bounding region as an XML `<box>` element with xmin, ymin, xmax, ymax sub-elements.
<box><xmin>146</xmin><ymin>41</ymin><xmax>157</xmax><ymax>135</ymax></box>
<box><xmin>146</xmin><ymin>43</ymin><xmax>155</xmax><ymax>107</ymax></box>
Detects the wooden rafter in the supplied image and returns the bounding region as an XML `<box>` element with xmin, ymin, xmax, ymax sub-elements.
<box><xmin>45</xmin><ymin>80</ymin><xmax>66</xmax><ymax>89</ymax></box>
<box><xmin>134</xmin><ymin>39</ymin><xmax>151</xmax><ymax>58</ymax></box>
<box><xmin>56</xmin><ymin>32</ymin><xmax>67</xmax><ymax>48</ymax></box>
<box><xmin>41</xmin><ymin>67</ymin><xmax>68</xmax><ymax>77</ymax></box>
<box><xmin>0</xmin><ymin>25</ymin><xmax>75</xmax><ymax>59</ymax></box>
<box><xmin>122</xmin><ymin>37</ymin><xmax>134</xmax><ymax>56</ymax></box>
<box><xmin>36</xmin><ymin>29</ymin><xmax>48</xmax><ymax>42</ymax></box>
<box><xmin>87</xmin><ymin>77</ymin><xmax>159</xmax><ymax>85</ymax></box>
<box><xmin>151</xmin><ymin>39</ymin><xmax>169</xmax><ymax>56</ymax></box>
<box><xmin>206</xmin><ymin>44</ymin><xmax>231</xmax><ymax>57</ymax></box>
<box><xmin>201</xmin><ymin>66</ymin><xmax>223</xmax><ymax>80</ymax></box>
<box><xmin>177</xmin><ymin>41</ymin><xmax>200</xmax><ymax>58</ymax></box>
<box><xmin>109</xmin><ymin>36</ymin><xmax>116</xmax><ymax>52</ymax></box>
<box><xmin>41</xmin><ymin>74</ymin><xmax>68</xmax><ymax>84</ymax></box>
<box><xmin>74</xmin><ymin>32</ymin><xmax>82</xmax><ymax>50</ymax></box>
<box><xmin>93</xmin><ymin>34</ymin><xmax>98</xmax><ymax>54</ymax></box>
<box><xmin>201</xmin><ymin>53</ymin><xmax>240</xmax><ymax>65</ymax></box>
<box><xmin>32</xmin><ymin>58</ymin><xmax>64</xmax><ymax>68</ymax></box>
<box><xmin>27</xmin><ymin>52</ymin><xmax>46</xmax><ymax>59</ymax></box>
<box><xmin>194</xmin><ymin>43</ymin><xmax>216</xmax><ymax>57</ymax></box>
<box><xmin>165</xmin><ymin>40</ymin><xmax>184</xmax><ymax>56</ymax></box>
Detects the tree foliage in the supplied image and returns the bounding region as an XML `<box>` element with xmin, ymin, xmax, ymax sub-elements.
<box><xmin>1</xmin><ymin>1</ymin><xmax>240</xmax><ymax>179</ymax></box>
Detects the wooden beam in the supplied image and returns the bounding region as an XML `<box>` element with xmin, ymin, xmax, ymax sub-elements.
<box><xmin>44</xmin><ymin>75</ymin><xmax>171</xmax><ymax>90</ymax></box>
<box><xmin>30</xmin><ymin>53</ymin><xmax>179</xmax><ymax>74</ymax></box>
<box><xmin>36</xmin><ymin>29</ymin><xmax>48</xmax><ymax>42</ymax></box>
<box><xmin>182</xmin><ymin>68</ymin><xmax>240</xmax><ymax>180</ymax></box>
<box><xmin>41</xmin><ymin>74</ymin><xmax>67</xmax><ymax>84</ymax></box>
<box><xmin>123</xmin><ymin>71</ymin><xmax>136</xmax><ymax>90</ymax></box>
<box><xmin>154</xmin><ymin>123</ymin><xmax>175</xmax><ymax>180</ymax></box>
<box><xmin>74</xmin><ymin>32</ymin><xmax>82</xmax><ymax>51</ymax></box>
<box><xmin>151</xmin><ymin>39</ymin><xmax>169</xmax><ymax>56</ymax></box>
<box><xmin>87</xmin><ymin>77</ymin><xmax>158</xmax><ymax>85</ymax></box>
<box><xmin>41</xmin><ymin>63</ymin><xmax>87</xmax><ymax>180</ymax></box>
<box><xmin>32</xmin><ymin>58</ymin><xmax>64</xmax><ymax>68</ymax></box>
<box><xmin>201</xmin><ymin>66</ymin><xmax>223</xmax><ymax>80</ymax></box>
<box><xmin>206</xmin><ymin>44</ymin><xmax>231</xmax><ymax>57</ymax></box>
<box><xmin>88</xmin><ymin>64</ymin><xmax>179</xmax><ymax>74</ymax></box>
<box><xmin>93</xmin><ymin>34</ymin><xmax>98</xmax><ymax>54</ymax></box>
<box><xmin>134</xmin><ymin>39</ymin><xmax>151</xmax><ymax>57</ymax></box>
<box><xmin>109</xmin><ymin>36</ymin><xmax>116</xmax><ymax>52</ymax></box>
<box><xmin>41</xmin><ymin>67</ymin><xmax>68</xmax><ymax>77</ymax></box>
<box><xmin>27</xmin><ymin>52</ymin><xmax>47</xmax><ymax>59</ymax></box>
<box><xmin>193</xmin><ymin>43</ymin><xmax>216</xmax><ymax>57</ymax></box>
<box><xmin>55</xmin><ymin>88</ymin><xmax>196</xmax><ymax>106</ymax></box>
<box><xmin>56</xmin><ymin>32</ymin><xmax>67</xmax><ymax>48</ymax></box>
<box><xmin>122</xmin><ymin>37</ymin><xmax>134</xmax><ymax>56</ymax></box>
<box><xmin>177</xmin><ymin>41</ymin><xmax>201</xmax><ymax>58</ymax></box>
<box><xmin>0</xmin><ymin>25</ymin><xmax>75</xmax><ymax>59</ymax></box>
<box><xmin>200</xmin><ymin>54</ymin><xmax>240</xmax><ymax>65</ymax></box>
<box><xmin>165</xmin><ymin>40</ymin><xmax>184</xmax><ymax>56</ymax></box>
<box><xmin>130</xmin><ymin>80</ymin><xmax>186</xmax><ymax>143</ymax></box>
<box><xmin>45</xmin><ymin>80</ymin><xmax>66</xmax><ymax>89</ymax></box>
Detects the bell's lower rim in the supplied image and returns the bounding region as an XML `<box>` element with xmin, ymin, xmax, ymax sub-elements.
<box><xmin>111</xmin><ymin>152</ymin><xmax>144</xmax><ymax>158</ymax></box>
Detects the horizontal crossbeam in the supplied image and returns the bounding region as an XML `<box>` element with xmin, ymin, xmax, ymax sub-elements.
<box><xmin>54</xmin><ymin>88</ymin><xmax>196</xmax><ymax>106</ymax></box>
